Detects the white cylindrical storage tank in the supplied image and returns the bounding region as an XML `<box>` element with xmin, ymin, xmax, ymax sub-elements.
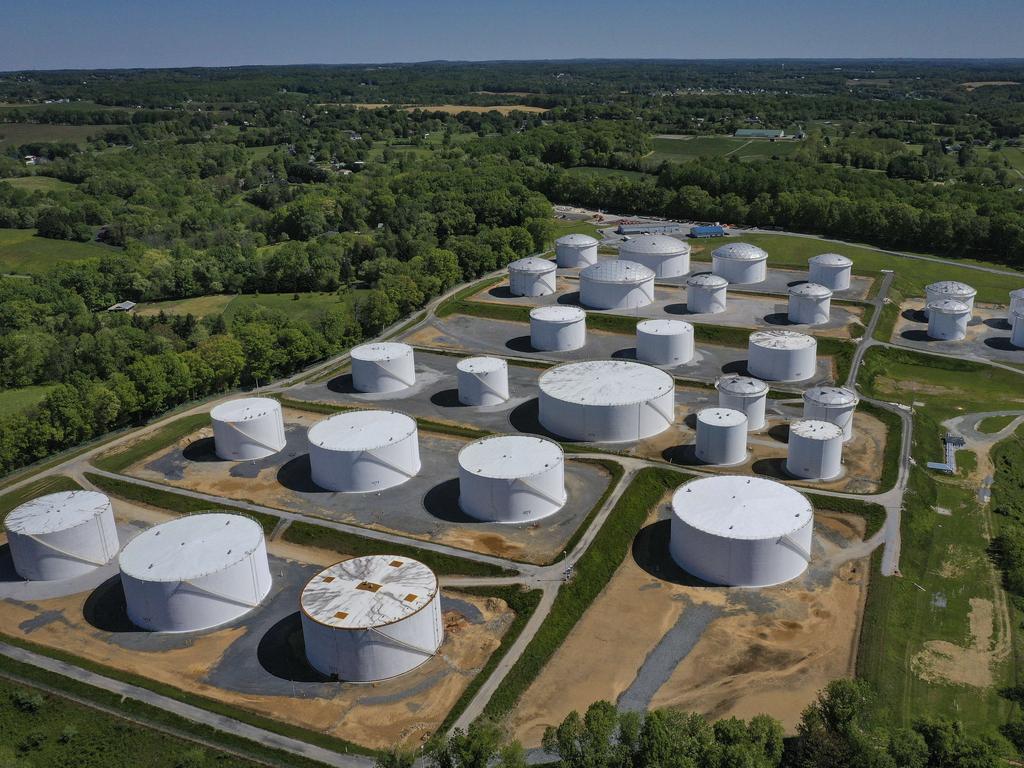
<box><xmin>308</xmin><ymin>410</ymin><xmax>421</xmax><ymax>493</ymax></box>
<box><xmin>5</xmin><ymin>491</ymin><xmax>120</xmax><ymax>581</ymax></box>
<box><xmin>747</xmin><ymin>330</ymin><xmax>818</xmax><ymax>382</ymax></box>
<box><xmin>300</xmin><ymin>556</ymin><xmax>443</xmax><ymax>682</ymax></box>
<box><xmin>456</xmin><ymin>356</ymin><xmax>510</xmax><ymax>406</ymax></box>
<box><xmin>458</xmin><ymin>435</ymin><xmax>566</xmax><ymax>523</ymax></box>
<box><xmin>555</xmin><ymin>233</ymin><xmax>599</xmax><ymax>268</ymax></box>
<box><xmin>636</xmin><ymin>319</ymin><xmax>694</xmax><ymax>365</ymax></box>
<box><xmin>926</xmin><ymin>299</ymin><xmax>970</xmax><ymax>341</ymax></box>
<box><xmin>786</xmin><ymin>419</ymin><xmax>844</xmax><ymax>481</ymax></box>
<box><xmin>695</xmin><ymin>408</ymin><xmax>748</xmax><ymax>465</ymax></box>
<box><xmin>1010</xmin><ymin>289</ymin><xmax>1024</xmax><ymax>319</ymax></box>
<box><xmin>670</xmin><ymin>476</ymin><xmax>813</xmax><ymax>587</ymax></box>
<box><xmin>619</xmin><ymin>235</ymin><xmax>690</xmax><ymax>278</ymax></box>
<box><xmin>579</xmin><ymin>260</ymin><xmax>655</xmax><ymax>310</ymax></box>
<box><xmin>118</xmin><ymin>513</ymin><xmax>271</xmax><ymax>632</ymax></box>
<box><xmin>925</xmin><ymin>281</ymin><xmax>976</xmax><ymax>317</ymax></box>
<box><xmin>803</xmin><ymin>386</ymin><xmax>859</xmax><ymax>442</ymax></box>
<box><xmin>686</xmin><ymin>273</ymin><xmax>728</xmax><ymax>314</ymax></box>
<box><xmin>538</xmin><ymin>360</ymin><xmax>675</xmax><ymax>442</ymax></box>
<box><xmin>210</xmin><ymin>397</ymin><xmax>286</xmax><ymax>461</ymax></box>
<box><xmin>715</xmin><ymin>375</ymin><xmax>768</xmax><ymax>431</ymax></box>
<box><xmin>712</xmin><ymin>242</ymin><xmax>768</xmax><ymax>285</ymax></box>
<box><xmin>350</xmin><ymin>343</ymin><xmax>416</xmax><ymax>394</ymax></box>
<box><xmin>788</xmin><ymin>283</ymin><xmax>833</xmax><ymax>326</ymax></box>
<box><xmin>530</xmin><ymin>306</ymin><xmax>586</xmax><ymax>352</ymax></box>
<box><xmin>808</xmin><ymin>253</ymin><xmax>853</xmax><ymax>291</ymax></box>
<box><xmin>508</xmin><ymin>257</ymin><xmax>557</xmax><ymax>297</ymax></box>
<box><xmin>1013</xmin><ymin>311</ymin><xmax>1024</xmax><ymax>349</ymax></box>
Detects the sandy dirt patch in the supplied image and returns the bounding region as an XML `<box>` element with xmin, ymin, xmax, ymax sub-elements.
<box><xmin>911</xmin><ymin>598</ymin><xmax>1002</xmax><ymax>688</ymax></box>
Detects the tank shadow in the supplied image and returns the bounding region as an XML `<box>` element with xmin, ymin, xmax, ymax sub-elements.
<box><xmin>257</xmin><ymin>612</ymin><xmax>333</xmax><ymax>683</ymax></box>
<box><xmin>508</xmin><ymin>398</ymin><xmax>566</xmax><ymax>441</ymax></box>
<box><xmin>663</xmin><ymin>303</ymin><xmax>692</xmax><ymax>315</ymax></box>
<box><xmin>661</xmin><ymin>444</ymin><xmax>699</xmax><ymax>465</ymax></box>
<box><xmin>429</xmin><ymin>388</ymin><xmax>466</xmax><ymax>408</ymax></box>
<box><xmin>683</xmin><ymin>412</ymin><xmax>698</xmax><ymax>429</ymax></box>
<box><xmin>751</xmin><ymin>457</ymin><xmax>789</xmax><ymax>480</ymax></box>
<box><xmin>631</xmin><ymin>521</ymin><xmax>716</xmax><ymax>587</ymax></box>
<box><xmin>0</xmin><ymin>545</ymin><xmax>20</xmax><ymax>582</ymax></box>
<box><xmin>422</xmin><ymin>479</ymin><xmax>478</xmax><ymax>524</ymax></box>
<box><xmin>900</xmin><ymin>329</ymin><xmax>934</xmax><ymax>343</ymax></box>
<box><xmin>611</xmin><ymin>347</ymin><xmax>638</xmax><ymax>360</ymax></box>
<box><xmin>762</xmin><ymin>312</ymin><xmax>794</xmax><ymax>326</ymax></box>
<box><xmin>326</xmin><ymin>374</ymin><xmax>358</xmax><ymax>394</ymax></box>
<box><xmin>901</xmin><ymin>308</ymin><xmax>926</xmax><ymax>324</ymax></box>
<box><xmin>505</xmin><ymin>335</ymin><xmax>535</xmax><ymax>354</ymax></box>
<box><xmin>721</xmin><ymin>360</ymin><xmax>750</xmax><ymax>376</ymax></box>
<box><xmin>488</xmin><ymin>286</ymin><xmax>515</xmax><ymax>299</ymax></box>
<box><xmin>182</xmin><ymin>436</ymin><xmax>221</xmax><ymax>463</ymax></box>
<box><xmin>556</xmin><ymin>292</ymin><xmax>583</xmax><ymax>306</ymax></box>
<box><xmin>276</xmin><ymin>455</ymin><xmax>323</xmax><ymax>493</ymax></box>
<box><xmin>985</xmin><ymin>317</ymin><xmax>1012</xmax><ymax>331</ymax></box>
<box><xmin>984</xmin><ymin>336</ymin><xmax>1019</xmax><ymax>352</ymax></box>
<box><xmin>767</xmin><ymin>423</ymin><xmax>790</xmax><ymax>443</ymax></box>
<box><xmin>83</xmin><ymin>575</ymin><xmax>143</xmax><ymax>633</ymax></box>
<box><xmin>787</xmin><ymin>280</ymin><xmax>808</xmax><ymax>288</ymax></box>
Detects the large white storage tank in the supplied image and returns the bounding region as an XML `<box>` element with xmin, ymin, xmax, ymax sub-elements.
<box><xmin>300</xmin><ymin>556</ymin><xmax>443</xmax><ymax>682</ymax></box>
<box><xmin>555</xmin><ymin>233</ymin><xmax>599</xmax><ymax>268</ymax></box>
<box><xmin>786</xmin><ymin>419</ymin><xmax>844</xmax><ymax>480</ymax></box>
<box><xmin>530</xmin><ymin>306</ymin><xmax>586</xmax><ymax>352</ymax></box>
<box><xmin>925</xmin><ymin>281</ymin><xmax>976</xmax><ymax>317</ymax></box>
<box><xmin>458</xmin><ymin>435</ymin><xmax>566</xmax><ymax>523</ymax></box>
<box><xmin>695</xmin><ymin>407</ymin><xmax>748</xmax><ymax>465</ymax></box>
<box><xmin>5</xmin><ymin>491</ymin><xmax>120</xmax><ymax>581</ymax></box>
<box><xmin>457</xmin><ymin>357</ymin><xmax>510</xmax><ymax>406</ymax></box>
<box><xmin>670</xmin><ymin>476</ymin><xmax>813</xmax><ymax>587</ymax></box>
<box><xmin>508</xmin><ymin>257</ymin><xmax>557</xmax><ymax>297</ymax></box>
<box><xmin>747</xmin><ymin>330</ymin><xmax>817</xmax><ymax>382</ymax></box>
<box><xmin>1010</xmin><ymin>289</ymin><xmax>1024</xmax><ymax>319</ymax></box>
<box><xmin>579</xmin><ymin>261</ymin><xmax>655</xmax><ymax>310</ymax></box>
<box><xmin>210</xmin><ymin>397</ymin><xmax>286</xmax><ymax>461</ymax></box>
<box><xmin>1013</xmin><ymin>312</ymin><xmax>1024</xmax><ymax>349</ymax></box>
<box><xmin>118</xmin><ymin>513</ymin><xmax>271</xmax><ymax>632</ymax></box>
<box><xmin>635</xmin><ymin>319</ymin><xmax>694</xmax><ymax>365</ymax></box>
<box><xmin>788</xmin><ymin>283</ymin><xmax>833</xmax><ymax>325</ymax></box>
<box><xmin>308</xmin><ymin>410</ymin><xmax>421</xmax><ymax>493</ymax></box>
<box><xmin>712</xmin><ymin>243</ymin><xmax>768</xmax><ymax>285</ymax></box>
<box><xmin>686</xmin><ymin>273</ymin><xmax>728</xmax><ymax>314</ymax></box>
<box><xmin>619</xmin><ymin>235</ymin><xmax>690</xmax><ymax>278</ymax></box>
<box><xmin>715</xmin><ymin>375</ymin><xmax>768</xmax><ymax>431</ymax></box>
<box><xmin>926</xmin><ymin>299</ymin><xmax>970</xmax><ymax>341</ymax></box>
<box><xmin>351</xmin><ymin>343</ymin><xmax>416</xmax><ymax>394</ymax></box>
<box><xmin>803</xmin><ymin>386</ymin><xmax>859</xmax><ymax>441</ymax></box>
<box><xmin>808</xmin><ymin>253</ymin><xmax>853</xmax><ymax>291</ymax></box>
<box><xmin>538</xmin><ymin>360</ymin><xmax>675</xmax><ymax>442</ymax></box>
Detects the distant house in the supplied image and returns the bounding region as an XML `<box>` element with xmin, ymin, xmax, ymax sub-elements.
<box><xmin>690</xmin><ymin>225</ymin><xmax>726</xmax><ymax>238</ymax></box>
<box><xmin>734</xmin><ymin>129</ymin><xmax>785</xmax><ymax>139</ymax></box>
<box><xmin>106</xmin><ymin>301</ymin><xmax>137</xmax><ymax>313</ymax></box>
<box><xmin>616</xmin><ymin>222</ymin><xmax>683</xmax><ymax>236</ymax></box>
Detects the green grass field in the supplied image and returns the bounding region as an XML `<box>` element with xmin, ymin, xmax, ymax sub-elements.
<box><xmin>0</xmin><ymin>176</ymin><xmax>76</xmax><ymax>192</ymax></box>
<box><xmin>564</xmin><ymin>166</ymin><xmax>652</xmax><ymax>181</ymax></box>
<box><xmin>0</xmin><ymin>384</ymin><xmax>57</xmax><ymax>417</ymax></box>
<box><xmin>137</xmin><ymin>290</ymin><xmax>365</xmax><ymax>322</ymax></box>
<box><xmin>0</xmin><ymin>123</ymin><xmax>114</xmax><ymax>148</ymax></box>
<box><xmin>989</xmin><ymin>146</ymin><xmax>1024</xmax><ymax>173</ymax></box>
<box><xmin>549</xmin><ymin>218</ymin><xmax>602</xmax><ymax>241</ymax></box>
<box><xmin>0</xmin><ymin>228</ymin><xmax>111</xmax><ymax>274</ymax></box>
<box><xmin>978</xmin><ymin>414</ymin><xmax>1019</xmax><ymax>434</ymax></box>
<box><xmin>649</xmin><ymin>135</ymin><xmax>801</xmax><ymax>164</ymax></box>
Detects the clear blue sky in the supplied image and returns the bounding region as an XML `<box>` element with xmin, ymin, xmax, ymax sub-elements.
<box><xmin>2</xmin><ymin>0</ymin><xmax>1021</xmax><ymax>71</ymax></box>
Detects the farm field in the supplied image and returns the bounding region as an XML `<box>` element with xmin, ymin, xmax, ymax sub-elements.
<box><xmin>0</xmin><ymin>122</ymin><xmax>114</xmax><ymax>147</ymax></box>
<box><xmin>0</xmin><ymin>228</ymin><xmax>111</xmax><ymax>274</ymax></box>
<box><xmin>0</xmin><ymin>176</ymin><xmax>77</xmax><ymax>192</ymax></box>
<box><xmin>649</xmin><ymin>135</ymin><xmax>802</xmax><ymax>164</ymax></box>
<box><xmin>137</xmin><ymin>290</ymin><xmax>366</xmax><ymax>322</ymax></box>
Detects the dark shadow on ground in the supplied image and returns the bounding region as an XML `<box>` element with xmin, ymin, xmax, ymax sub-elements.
<box><xmin>752</xmin><ymin>457</ymin><xmax>789</xmax><ymax>480</ymax></box>
<box><xmin>0</xmin><ymin>546</ymin><xmax>19</xmax><ymax>582</ymax></box>
<box><xmin>488</xmin><ymin>286</ymin><xmax>515</xmax><ymax>299</ymax></box>
<box><xmin>556</xmin><ymin>292</ymin><xmax>583</xmax><ymax>306</ymax></box>
<box><xmin>508</xmin><ymin>398</ymin><xmax>567</xmax><ymax>441</ymax></box>
<box><xmin>661</xmin><ymin>444</ymin><xmax>699</xmax><ymax>465</ymax></box>
<box><xmin>326</xmin><ymin>374</ymin><xmax>358</xmax><ymax>394</ymax></box>
<box><xmin>257</xmin><ymin>612</ymin><xmax>333</xmax><ymax>683</ymax></box>
<box><xmin>631</xmin><ymin>520</ymin><xmax>715</xmax><ymax>587</ymax></box>
<box><xmin>900</xmin><ymin>329</ymin><xmax>934</xmax><ymax>343</ymax></box>
<box><xmin>83</xmin><ymin>575</ymin><xmax>142</xmax><ymax>633</ymax></box>
<box><xmin>611</xmin><ymin>347</ymin><xmax>638</xmax><ymax>360</ymax></box>
<box><xmin>721</xmin><ymin>360</ymin><xmax>750</xmax><ymax>376</ymax></box>
<box><xmin>276</xmin><ymin>455</ymin><xmax>323</xmax><ymax>493</ymax></box>
<box><xmin>902</xmin><ymin>308</ymin><xmax>926</xmax><ymax>324</ymax></box>
<box><xmin>664</xmin><ymin>303</ymin><xmax>692</xmax><ymax>315</ymax></box>
<box><xmin>505</xmin><ymin>335</ymin><xmax>535</xmax><ymax>354</ymax></box>
<box><xmin>181</xmin><ymin>437</ymin><xmax>222</xmax><ymax>463</ymax></box>
<box><xmin>422</xmin><ymin>478</ymin><xmax>477</xmax><ymax>523</ymax></box>
<box><xmin>787</xmin><ymin>280</ymin><xmax>808</xmax><ymax>288</ymax></box>
<box><xmin>984</xmin><ymin>337</ymin><xmax>1019</xmax><ymax>352</ymax></box>
<box><xmin>430</xmin><ymin>388</ymin><xmax>466</xmax><ymax>408</ymax></box>
<box><xmin>767</xmin><ymin>424</ymin><xmax>790</xmax><ymax>443</ymax></box>
<box><xmin>762</xmin><ymin>312</ymin><xmax>793</xmax><ymax>326</ymax></box>
<box><xmin>985</xmin><ymin>317</ymin><xmax>1012</xmax><ymax>331</ymax></box>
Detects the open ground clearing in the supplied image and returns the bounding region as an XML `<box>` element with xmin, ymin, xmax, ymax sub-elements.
<box><xmin>0</xmin><ymin>175</ymin><xmax>77</xmax><ymax>192</ymax></box>
<box><xmin>0</xmin><ymin>122</ymin><xmax>114</xmax><ymax>147</ymax></box>
<box><xmin>0</xmin><ymin>384</ymin><xmax>57</xmax><ymax>417</ymax></box>
<box><xmin>648</xmin><ymin>136</ymin><xmax>802</xmax><ymax>165</ymax></box>
<box><xmin>0</xmin><ymin>228</ymin><xmax>111</xmax><ymax>274</ymax></box>
<box><xmin>137</xmin><ymin>290</ymin><xmax>365</xmax><ymax>322</ymax></box>
<box><xmin>889</xmin><ymin>299</ymin><xmax>1024</xmax><ymax>366</ymax></box>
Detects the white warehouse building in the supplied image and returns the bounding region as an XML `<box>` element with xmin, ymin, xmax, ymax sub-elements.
<box><xmin>635</xmin><ymin>319</ymin><xmax>694</xmax><ymax>366</ymax></box>
<box><xmin>712</xmin><ymin>243</ymin><xmax>768</xmax><ymax>285</ymax></box>
<box><xmin>579</xmin><ymin>261</ymin><xmax>655</xmax><ymax>310</ymax></box>
<box><xmin>350</xmin><ymin>343</ymin><xmax>416</xmax><ymax>394</ymax></box>
<box><xmin>458</xmin><ymin>435</ymin><xmax>566</xmax><ymax>523</ymax></box>
<box><xmin>530</xmin><ymin>306</ymin><xmax>586</xmax><ymax>352</ymax></box>
<box><xmin>670</xmin><ymin>476</ymin><xmax>813</xmax><ymax>587</ymax></box>
<box><xmin>786</xmin><ymin>419</ymin><xmax>844</xmax><ymax>480</ymax></box>
<box><xmin>803</xmin><ymin>386</ymin><xmax>859</xmax><ymax>441</ymax></box>
<box><xmin>808</xmin><ymin>253</ymin><xmax>853</xmax><ymax>291</ymax></box>
<box><xmin>686</xmin><ymin>273</ymin><xmax>728</xmax><ymax>314</ymax></box>
<box><xmin>927</xmin><ymin>299</ymin><xmax>970</xmax><ymax>341</ymax></box>
<box><xmin>788</xmin><ymin>283</ymin><xmax>833</xmax><ymax>326</ymax></box>
<box><xmin>307</xmin><ymin>410</ymin><xmax>421</xmax><ymax>493</ymax></box>
<box><xmin>210</xmin><ymin>397</ymin><xmax>286</xmax><ymax>461</ymax></box>
<box><xmin>118</xmin><ymin>513</ymin><xmax>272</xmax><ymax>633</ymax></box>
<box><xmin>925</xmin><ymin>281</ymin><xmax>976</xmax><ymax>317</ymax></box>
<box><xmin>538</xmin><ymin>360</ymin><xmax>675</xmax><ymax>442</ymax></box>
<box><xmin>747</xmin><ymin>330</ymin><xmax>818</xmax><ymax>382</ymax></box>
<box><xmin>716</xmin><ymin>374</ymin><xmax>768</xmax><ymax>431</ymax></box>
<box><xmin>619</xmin><ymin>235</ymin><xmax>690</xmax><ymax>278</ymax></box>
<box><xmin>5</xmin><ymin>491</ymin><xmax>120</xmax><ymax>581</ymax></box>
<box><xmin>300</xmin><ymin>556</ymin><xmax>443</xmax><ymax>682</ymax></box>
<box><xmin>695</xmin><ymin>407</ymin><xmax>748</xmax><ymax>465</ymax></box>
<box><xmin>508</xmin><ymin>257</ymin><xmax>557</xmax><ymax>297</ymax></box>
<box><xmin>554</xmin><ymin>233</ymin><xmax>599</xmax><ymax>268</ymax></box>
<box><xmin>457</xmin><ymin>357</ymin><xmax>510</xmax><ymax>406</ymax></box>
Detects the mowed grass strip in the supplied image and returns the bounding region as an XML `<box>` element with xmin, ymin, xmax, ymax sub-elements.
<box><xmin>92</xmin><ymin>413</ymin><xmax>210</xmax><ymax>473</ymax></box>
<box><xmin>0</xmin><ymin>176</ymin><xmax>77</xmax><ymax>192</ymax></box>
<box><xmin>0</xmin><ymin>383</ymin><xmax>57</xmax><ymax>417</ymax></box>
<box><xmin>0</xmin><ymin>228</ymin><xmax>112</xmax><ymax>274</ymax></box>
<box><xmin>0</xmin><ymin>475</ymin><xmax>81</xmax><ymax>521</ymax></box>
